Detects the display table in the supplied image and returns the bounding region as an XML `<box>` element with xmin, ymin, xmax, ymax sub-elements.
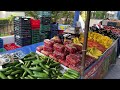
<box><xmin>0</xmin><ymin>42</ymin><xmax>44</xmax><ymax>55</ymax></box>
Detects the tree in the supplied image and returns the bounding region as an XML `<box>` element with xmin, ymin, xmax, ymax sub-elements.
<box><xmin>25</xmin><ymin>11</ymin><xmax>38</xmax><ymax>19</ymax></box>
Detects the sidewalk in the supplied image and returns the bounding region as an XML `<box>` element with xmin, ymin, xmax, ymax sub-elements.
<box><xmin>104</xmin><ymin>58</ymin><xmax>120</xmax><ymax>79</ymax></box>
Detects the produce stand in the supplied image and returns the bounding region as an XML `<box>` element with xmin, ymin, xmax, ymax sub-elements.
<box><xmin>0</xmin><ymin>11</ymin><xmax>119</xmax><ymax>79</ymax></box>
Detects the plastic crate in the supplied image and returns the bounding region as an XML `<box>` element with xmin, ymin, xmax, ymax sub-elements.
<box><xmin>50</xmin><ymin>23</ymin><xmax>58</xmax><ymax>31</ymax></box>
<box><xmin>30</xmin><ymin>19</ymin><xmax>40</xmax><ymax>30</ymax></box>
<box><xmin>37</xmin><ymin>11</ymin><xmax>51</xmax><ymax>17</ymax></box>
<box><xmin>40</xmin><ymin>24</ymin><xmax>50</xmax><ymax>32</ymax></box>
<box><xmin>0</xmin><ymin>48</ymin><xmax>6</xmax><ymax>53</ymax></box>
<box><xmin>39</xmin><ymin>17</ymin><xmax>51</xmax><ymax>25</ymax></box>
<box><xmin>0</xmin><ymin>38</ymin><xmax>3</xmax><ymax>48</ymax></box>
<box><xmin>15</xmin><ymin>37</ymin><xmax>31</xmax><ymax>47</ymax></box>
<box><xmin>4</xmin><ymin>43</ymin><xmax>21</xmax><ymax>51</ymax></box>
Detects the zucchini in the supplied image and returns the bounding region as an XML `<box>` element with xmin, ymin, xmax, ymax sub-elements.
<box><xmin>0</xmin><ymin>72</ymin><xmax>7</xmax><ymax>79</ymax></box>
<box><xmin>27</xmin><ymin>75</ymin><xmax>34</xmax><ymax>79</ymax></box>
<box><xmin>29</xmin><ymin>66</ymin><xmax>42</xmax><ymax>71</ymax></box>
<box><xmin>11</xmin><ymin>70</ymin><xmax>22</xmax><ymax>76</ymax></box>
<box><xmin>21</xmin><ymin>65</ymin><xmax>33</xmax><ymax>75</ymax></box>
<box><xmin>7</xmin><ymin>75</ymin><xmax>14</xmax><ymax>79</ymax></box>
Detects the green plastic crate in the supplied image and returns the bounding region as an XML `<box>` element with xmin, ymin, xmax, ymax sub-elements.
<box><xmin>40</xmin><ymin>24</ymin><xmax>50</xmax><ymax>32</ymax></box>
<box><xmin>0</xmin><ymin>48</ymin><xmax>6</xmax><ymax>53</ymax></box>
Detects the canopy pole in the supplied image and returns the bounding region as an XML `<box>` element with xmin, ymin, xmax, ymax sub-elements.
<box><xmin>80</xmin><ymin>11</ymin><xmax>91</xmax><ymax>79</ymax></box>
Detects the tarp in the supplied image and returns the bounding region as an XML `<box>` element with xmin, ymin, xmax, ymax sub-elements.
<box><xmin>0</xmin><ymin>42</ymin><xmax>44</xmax><ymax>55</ymax></box>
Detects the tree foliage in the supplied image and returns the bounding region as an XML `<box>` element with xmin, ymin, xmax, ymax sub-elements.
<box><xmin>25</xmin><ymin>11</ymin><xmax>74</xmax><ymax>24</ymax></box>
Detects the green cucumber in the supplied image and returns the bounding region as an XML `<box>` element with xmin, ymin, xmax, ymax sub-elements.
<box><xmin>23</xmin><ymin>56</ymin><xmax>36</xmax><ymax>61</ymax></box>
<box><xmin>32</xmin><ymin>71</ymin><xmax>48</xmax><ymax>78</ymax></box>
<box><xmin>4</xmin><ymin>69</ymin><xmax>14</xmax><ymax>75</ymax></box>
<box><xmin>0</xmin><ymin>67</ymin><xmax>10</xmax><ymax>72</ymax></box>
<box><xmin>21</xmin><ymin>65</ymin><xmax>33</xmax><ymax>75</ymax></box>
<box><xmin>31</xmin><ymin>60</ymin><xmax>45</xmax><ymax>65</ymax></box>
<box><xmin>43</xmin><ymin>70</ymin><xmax>49</xmax><ymax>75</ymax></box>
<box><xmin>15</xmin><ymin>63</ymin><xmax>23</xmax><ymax>67</ymax></box>
<box><xmin>63</xmin><ymin>73</ymin><xmax>75</xmax><ymax>79</ymax></box>
<box><xmin>11</xmin><ymin>70</ymin><xmax>22</xmax><ymax>76</ymax></box>
<box><xmin>50</xmin><ymin>62</ymin><xmax>60</xmax><ymax>67</ymax></box>
<box><xmin>67</xmin><ymin>69</ymin><xmax>80</xmax><ymax>77</ymax></box>
<box><xmin>30</xmin><ymin>52</ymin><xmax>36</xmax><ymax>56</ymax></box>
<box><xmin>0</xmin><ymin>72</ymin><xmax>7</xmax><ymax>79</ymax></box>
<box><xmin>22</xmin><ymin>71</ymin><xmax>27</xmax><ymax>77</ymax></box>
<box><xmin>26</xmin><ymin>61</ymin><xmax>31</xmax><ymax>67</ymax></box>
<box><xmin>29</xmin><ymin>66</ymin><xmax>42</xmax><ymax>71</ymax></box>
<box><xmin>7</xmin><ymin>75</ymin><xmax>14</xmax><ymax>79</ymax></box>
<box><xmin>20</xmin><ymin>77</ymin><xmax>25</xmax><ymax>79</ymax></box>
<box><xmin>24</xmin><ymin>77</ymin><xmax>30</xmax><ymax>79</ymax></box>
<box><xmin>39</xmin><ymin>63</ymin><xmax>48</xmax><ymax>70</ymax></box>
<box><xmin>27</xmin><ymin>75</ymin><xmax>34</xmax><ymax>79</ymax></box>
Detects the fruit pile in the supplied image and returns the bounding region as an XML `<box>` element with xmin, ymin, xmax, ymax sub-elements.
<box><xmin>73</xmin><ymin>32</ymin><xmax>113</xmax><ymax>59</ymax></box>
<box><xmin>37</xmin><ymin>36</ymin><xmax>96</xmax><ymax>72</ymax></box>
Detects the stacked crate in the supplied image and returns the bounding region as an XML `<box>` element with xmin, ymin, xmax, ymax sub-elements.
<box><xmin>0</xmin><ymin>38</ymin><xmax>3</xmax><ymax>48</ymax></box>
<box><xmin>50</xmin><ymin>23</ymin><xmax>58</xmax><ymax>38</ymax></box>
<box><xmin>37</xmin><ymin>11</ymin><xmax>51</xmax><ymax>41</ymax></box>
<box><xmin>14</xmin><ymin>16</ymin><xmax>32</xmax><ymax>46</ymax></box>
<box><xmin>30</xmin><ymin>19</ymin><xmax>40</xmax><ymax>44</ymax></box>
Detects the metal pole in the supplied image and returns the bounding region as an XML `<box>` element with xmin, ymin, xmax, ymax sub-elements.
<box><xmin>80</xmin><ymin>11</ymin><xmax>91</xmax><ymax>79</ymax></box>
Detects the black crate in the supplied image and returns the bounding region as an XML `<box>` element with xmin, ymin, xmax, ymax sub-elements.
<box><xmin>39</xmin><ymin>17</ymin><xmax>51</xmax><ymax>25</ymax></box>
<box><xmin>15</xmin><ymin>36</ymin><xmax>31</xmax><ymax>46</ymax></box>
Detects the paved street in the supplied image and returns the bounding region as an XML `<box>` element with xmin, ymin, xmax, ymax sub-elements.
<box><xmin>104</xmin><ymin>58</ymin><xmax>120</xmax><ymax>79</ymax></box>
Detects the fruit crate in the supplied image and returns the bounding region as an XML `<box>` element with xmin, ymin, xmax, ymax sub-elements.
<box><xmin>37</xmin><ymin>11</ymin><xmax>51</xmax><ymax>17</ymax></box>
<box><xmin>0</xmin><ymin>38</ymin><xmax>3</xmax><ymax>48</ymax></box>
<box><xmin>15</xmin><ymin>37</ymin><xmax>31</xmax><ymax>47</ymax></box>
<box><xmin>39</xmin><ymin>17</ymin><xmax>51</xmax><ymax>25</ymax></box>
<box><xmin>0</xmin><ymin>48</ymin><xmax>6</xmax><ymax>53</ymax></box>
<box><xmin>40</xmin><ymin>24</ymin><xmax>50</xmax><ymax>32</ymax></box>
<box><xmin>4</xmin><ymin>43</ymin><xmax>21</xmax><ymax>51</ymax></box>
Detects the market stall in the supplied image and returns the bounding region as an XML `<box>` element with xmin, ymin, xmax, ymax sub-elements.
<box><xmin>0</xmin><ymin>11</ymin><xmax>119</xmax><ymax>79</ymax></box>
